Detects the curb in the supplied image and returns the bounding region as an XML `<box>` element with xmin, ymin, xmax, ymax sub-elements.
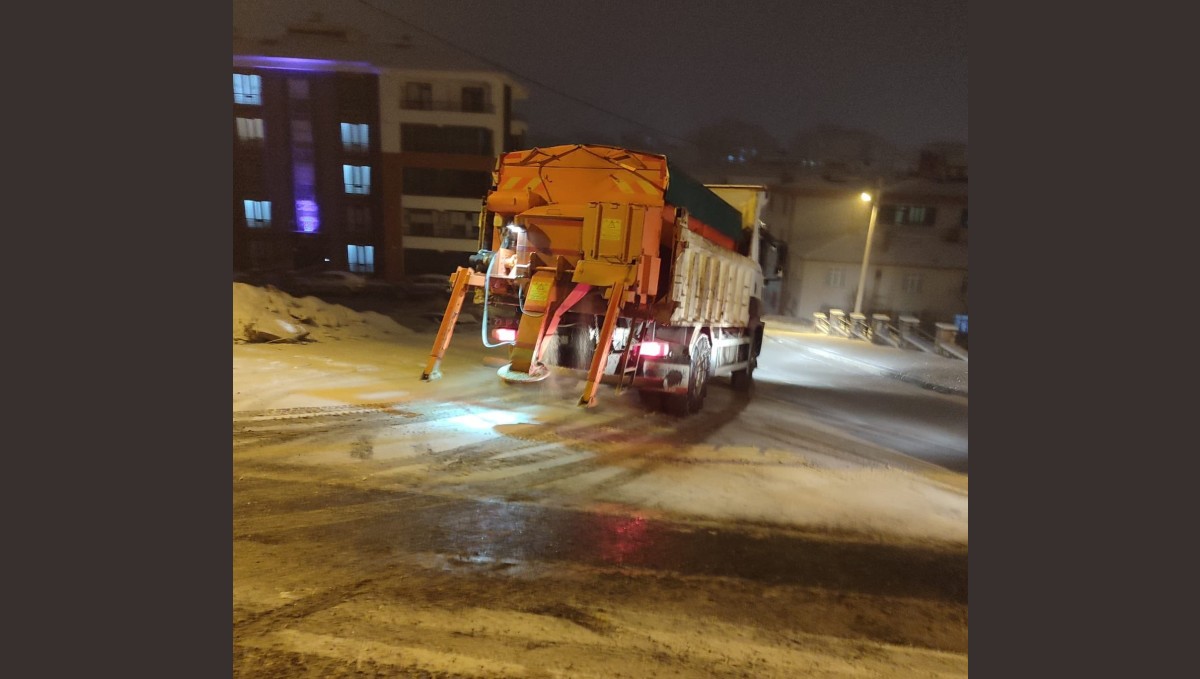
<box><xmin>804</xmin><ymin>345</ymin><xmax>968</xmax><ymax>397</ymax></box>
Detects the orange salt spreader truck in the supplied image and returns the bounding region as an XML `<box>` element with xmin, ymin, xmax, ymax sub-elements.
<box><xmin>420</xmin><ymin>144</ymin><xmax>768</xmax><ymax>415</ymax></box>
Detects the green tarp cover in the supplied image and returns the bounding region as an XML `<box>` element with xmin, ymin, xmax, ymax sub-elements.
<box><xmin>663</xmin><ymin>160</ymin><xmax>744</xmax><ymax>244</ymax></box>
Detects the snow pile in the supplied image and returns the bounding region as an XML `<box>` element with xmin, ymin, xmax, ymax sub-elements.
<box><xmin>233</xmin><ymin>283</ymin><xmax>413</xmax><ymax>343</ymax></box>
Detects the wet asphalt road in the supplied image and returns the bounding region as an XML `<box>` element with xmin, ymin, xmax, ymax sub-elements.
<box><xmin>234</xmin><ymin>292</ymin><xmax>968</xmax><ymax>676</ymax></box>
<box><xmin>234</xmin><ymin>458</ymin><xmax>968</xmax><ymax>676</ymax></box>
<box><xmin>236</xmin><ymin>476</ymin><xmax>965</xmax><ymax>604</ymax></box>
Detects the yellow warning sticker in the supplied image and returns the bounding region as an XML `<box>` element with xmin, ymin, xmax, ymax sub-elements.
<box><xmin>601</xmin><ymin>217</ymin><xmax>623</xmax><ymax>241</ymax></box>
<box><xmin>527</xmin><ymin>280</ymin><xmax>550</xmax><ymax>302</ymax></box>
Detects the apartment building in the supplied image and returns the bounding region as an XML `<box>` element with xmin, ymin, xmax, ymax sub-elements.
<box><xmin>232</xmin><ymin>21</ymin><xmax>527</xmax><ymax>281</ymax></box>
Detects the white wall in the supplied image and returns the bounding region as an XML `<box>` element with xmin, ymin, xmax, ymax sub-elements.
<box><xmin>792</xmin><ymin>262</ymin><xmax>967</xmax><ymax>322</ymax></box>
<box><xmin>378</xmin><ymin>70</ymin><xmax>511</xmax><ymax>156</ymax></box>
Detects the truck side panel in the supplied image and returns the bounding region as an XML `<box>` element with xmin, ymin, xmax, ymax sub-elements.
<box><xmin>669</xmin><ymin>227</ymin><xmax>761</xmax><ymax>327</ymax></box>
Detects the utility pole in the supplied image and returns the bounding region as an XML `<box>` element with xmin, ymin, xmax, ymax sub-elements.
<box><xmin>853</xmin><ymin>180</ymin><xmax>883</xmax><ymax>316</ymax></box>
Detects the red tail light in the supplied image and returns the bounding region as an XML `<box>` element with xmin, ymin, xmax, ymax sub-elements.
<box><xmin>639</xmin><ymin>341</ymin><xmax>666</xmax><ymax>357</ymax></box>
<box><xmin>494</xmin><ymin>328</ymin><xmax>517</xmax><ymax>342</ymax></box>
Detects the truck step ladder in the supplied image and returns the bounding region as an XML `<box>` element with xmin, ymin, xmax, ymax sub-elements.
<box><xmin>612</xmin><ymin>320</ymin><xmax>649</xmax><ymax>394</ymax></box>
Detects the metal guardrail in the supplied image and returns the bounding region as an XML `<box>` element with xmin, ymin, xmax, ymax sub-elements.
<box><xmin>813</xmin><ymin>312</ymin><xmax>831</xmax><ymax>334</ymax></box>
<box><xmin>811</xmin><ymin>311</ymin><xmax>965</xmax><ymax>360</ymax></box>
<box><xmin>907</xmin><ymin>325</ymin><xmax>938</xmax><ymax>345</ymax></box>
<box><xmin>933</xmin><ymin>322</ymin><xmax>968</xmax><ymax>361</ymax></box>
<box><xmin>849</xmin><ymin>313</ymin><xmax>872</xmax><ymax>341</ymax></box>
<box><xmin>876</xmin><ymin>326</ymin><xmax>902</xmax><ymax>347</ymax></box>
<box><xmin>936</xmin><ymin>341</ymin><xmax>969</xmax><ymax>361</ymax></box>
<box><xmin>828</xmin><ymin>309</ymin><xmax>851</xmax><ymax>337</ymax></box>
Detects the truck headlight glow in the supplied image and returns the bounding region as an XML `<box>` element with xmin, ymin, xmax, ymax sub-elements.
<box><xmin>494</xmin><ymin>328</ymin><xmax>517</xmax><ymax>343</ymax></box>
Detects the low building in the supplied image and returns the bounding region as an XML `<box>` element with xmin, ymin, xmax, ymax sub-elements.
<box><xmin>768</xmin><ymin>173</ymin><xmax>968</xmax><ymax>325</ymax></box>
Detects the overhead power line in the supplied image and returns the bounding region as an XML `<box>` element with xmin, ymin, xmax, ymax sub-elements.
<box><xmin>353</xmin><ymin>0</ymin><xmax>692</xmax><ymax>146</ymax></box>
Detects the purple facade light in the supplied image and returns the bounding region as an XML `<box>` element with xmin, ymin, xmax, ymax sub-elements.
<box><xmin>233</xmin><ymin>56</ymin><xmax>378</xmax><ymax>74</ymax></box>
<box><xmin>296</xmin><ymin>199</ymin><xmax>320</xmax><ymax>233</ymax></box>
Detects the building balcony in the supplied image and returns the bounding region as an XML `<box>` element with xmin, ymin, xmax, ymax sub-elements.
<box><xmin>401</xmin><ymin>99</ymin><xmax>495</xmax><ymax>114</ymax></box>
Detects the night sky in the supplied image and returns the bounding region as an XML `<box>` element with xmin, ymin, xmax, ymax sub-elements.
<box><xmin>233</xmin><ymin>0</ymin><xmax>967</xmax><ymax>153</ymax></box>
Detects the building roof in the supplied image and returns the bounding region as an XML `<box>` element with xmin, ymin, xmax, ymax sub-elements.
<box><xmin>232</xmin><ymin>21</ymin><xmax>528</xmax><ymax>98</ymax></box>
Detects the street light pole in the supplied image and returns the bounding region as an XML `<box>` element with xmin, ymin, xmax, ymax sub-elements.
<box><xmin>853</xmin><ymin>181</ymin><xmax>882</xmax><ymax>316</ymax></box>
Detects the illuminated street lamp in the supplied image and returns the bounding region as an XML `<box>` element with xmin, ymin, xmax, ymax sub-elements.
<box><xmin>853</xmin><ymin>182</ymin><xmax>882</xmax><ymax>315</ymax></box>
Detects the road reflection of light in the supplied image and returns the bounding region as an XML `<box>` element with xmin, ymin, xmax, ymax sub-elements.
<box><xmin>598</xmin><ymin>515</ymin><xmax>649</xmax><ymax>565</ymax></box>
<box><xmin>445</xmin><ymin>408</ymin><xmax>526</xmax><ymax>431</ymax></box>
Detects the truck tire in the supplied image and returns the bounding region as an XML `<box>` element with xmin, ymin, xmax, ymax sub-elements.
<box><xmin>665</xmin><ymin>333</ymin><xmax>711</xmax><ymax>416</ymax></box>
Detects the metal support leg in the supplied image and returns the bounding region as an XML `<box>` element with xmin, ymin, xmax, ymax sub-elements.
<box><xmin>420</xmin><ymin>267</ymin><xmax>473</xmax><ymax>381</ymax></box>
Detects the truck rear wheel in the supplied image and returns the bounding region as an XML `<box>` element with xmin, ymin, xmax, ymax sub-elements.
<box><xmin>665</xmin><ymin>333</ymin><xmax>711</xmax><ymax>416</ymax></box>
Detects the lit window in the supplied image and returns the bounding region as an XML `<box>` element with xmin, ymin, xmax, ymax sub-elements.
<box><xmin>347</xmin><ymin>244</ymin><xmax>375</xmax><ymax>273</ymax></box>
<box><xmin>825</xmin><ymin>267</ymin><xmax>845</xmax><ymax>288</ymax></box>
<box><xmin>343</xmin><ymin>165</ymin><xmax>371</xmax><ymax>194</ymax></box>
<box><xmin>243</xmin><ymin>200</ymin><xmax>271</xmax><ymax>227</ymax></box>
<box><xmin>341</xmin><ymin>123</ymin><xmax>369</xmax><ymax>151</ymax></box>
<box><xmin>233</xmin><ymin>74</ymin><xmax>262</xmax><ymax>105</ymax></box>
<box><xmin>236</xmin><ymin>117</ymin><xmax>263</xmax><ymax>141</ymax></box>
<box><xmin>903</xmin><ymin>273</ymin><xmax>923</xmax><ymax>294</ymax></box>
